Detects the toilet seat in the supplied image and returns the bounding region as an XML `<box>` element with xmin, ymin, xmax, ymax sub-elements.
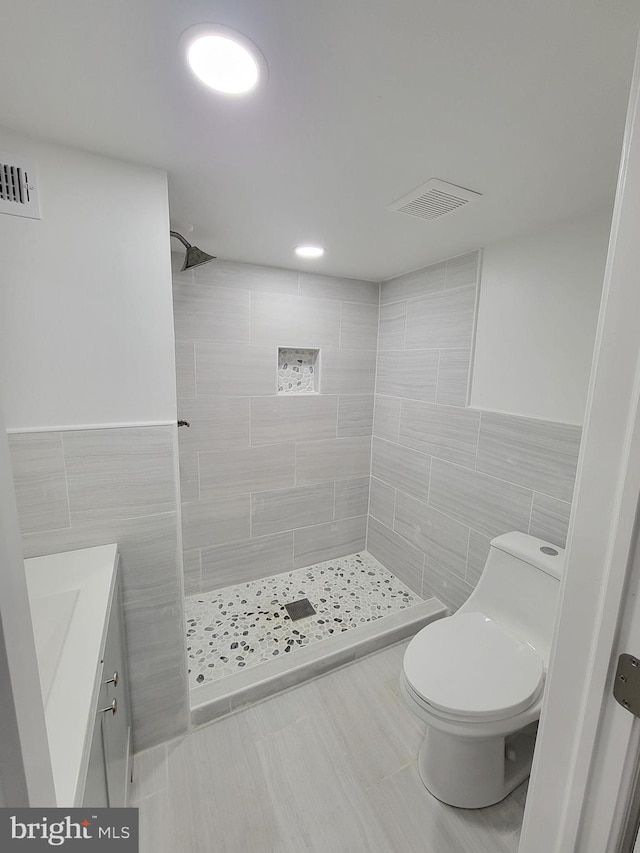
<box><xmin>403</xmin><ymin>611</ymin><xmax>544</xmax><ymax>722</ymax></box>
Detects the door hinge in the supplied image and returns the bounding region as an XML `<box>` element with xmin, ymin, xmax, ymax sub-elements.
<box><xmin>614</xmin><ymin>654</ymin><xmax>640</xmax><ymax>717</ymax></box>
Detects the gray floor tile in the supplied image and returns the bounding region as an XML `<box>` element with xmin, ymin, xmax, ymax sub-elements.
<box><xmin>136</xmin><ymin>641</ymin><xmax>525</xmax><ymax>853</ymax></box>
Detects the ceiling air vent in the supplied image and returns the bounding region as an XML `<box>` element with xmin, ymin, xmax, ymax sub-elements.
<box><xmin>388</xmin><ymin>178</ymin><xmax>481</xmax><ymax>221</ymax></box>
<box><xmin>0</xmin><ymin>152</ymin><xmax>41</xmax><ymax>220</ymax></box>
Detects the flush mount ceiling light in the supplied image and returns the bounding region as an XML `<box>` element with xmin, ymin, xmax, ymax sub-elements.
<box><xmin>295</xmin><ymin>245</ymin><xmax>325</xmax><ymax>259</ymax></box>
<box><xmin>180</xmin><ymin>24</ymin><xmax>266</xmax><ymax>95</ymax></box>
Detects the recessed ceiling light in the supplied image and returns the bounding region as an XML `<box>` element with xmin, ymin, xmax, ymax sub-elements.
<box><xmin>180</xmin><ymin>24</ymin><xmax>266</xmax><ymax>95</ymax></box>
<box><xmin>295</xmin><ymin>245</ymin><xmax>325</xmax><ymax>259</ymax></box>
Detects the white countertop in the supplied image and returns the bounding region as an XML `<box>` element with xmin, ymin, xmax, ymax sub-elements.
<box><xmin>24</xmin><ymin>544</ymin><xmax>118</xmax><ymax>807</ymax></box>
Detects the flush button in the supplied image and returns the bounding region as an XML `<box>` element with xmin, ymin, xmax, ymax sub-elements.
<box><xmin>540</xmin><ymin>546</ymin><xmax>559</xmax><ymax>556</ymax></box>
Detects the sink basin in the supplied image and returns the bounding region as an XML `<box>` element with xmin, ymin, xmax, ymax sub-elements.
<box><xmin>29</xmin><ymin>589</ymin><xmax>80</xmax><ymax>705</ymax></box>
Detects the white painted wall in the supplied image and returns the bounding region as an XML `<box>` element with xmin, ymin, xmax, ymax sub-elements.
<box><xmin>0</xmin><ymin>127</ymin><xmax>176</xmax><ymax>430</ymax></box>
<box><xmin>470</xmin><ymin>209</ymin><xmax>611</xmax><ymax>425</ymax></box>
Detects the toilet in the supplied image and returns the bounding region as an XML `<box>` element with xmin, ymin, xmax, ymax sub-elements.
<box><xmin>401</xmin><ymin>531</ymin><xmax>563</xmax><ymax>809</ymax></box>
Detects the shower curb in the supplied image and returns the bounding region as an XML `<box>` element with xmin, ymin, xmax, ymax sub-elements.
<box><xmin>190</xmin><ymin>596</ymin><xmax>447</xmax><ymax>728</ymax></box>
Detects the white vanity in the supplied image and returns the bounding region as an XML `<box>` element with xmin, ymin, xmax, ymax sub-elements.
<box><xmin>24</xmin><ymin>545</ymin><xmax>132</xmax><ymax>807</ymax></box>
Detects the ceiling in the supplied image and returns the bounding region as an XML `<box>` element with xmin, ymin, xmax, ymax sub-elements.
<box><xmin>1</xmin><ymin>0</ymin><xmax>639</xmax><ymax>280</ymax></box>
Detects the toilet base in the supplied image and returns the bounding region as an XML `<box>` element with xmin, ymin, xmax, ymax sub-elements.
<box><xmin>417</xmin><ymin>722</ymin><xmax>538</xmax><ymax>809</ymax></box>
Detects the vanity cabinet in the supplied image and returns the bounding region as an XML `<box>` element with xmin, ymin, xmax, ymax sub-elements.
<box><xmin>82</xmin><ymin>570</ymin><xmax>132</xmax><ymax>807</ymax></box>
<box><xmin>24</xmin><ymin>544</ymin><xmax>132</xmax><ymax>808</ymax></box>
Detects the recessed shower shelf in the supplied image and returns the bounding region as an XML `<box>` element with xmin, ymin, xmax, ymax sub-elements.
<box><xmin>278</xmin><ymin>347</ymin><xmax>319</xmax><ymax>394</ymax></box>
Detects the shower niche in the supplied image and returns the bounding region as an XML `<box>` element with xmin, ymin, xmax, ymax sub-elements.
<box><xmin>277</xmin><ymin>347</ymin><xmax>319</xmax><ymax>394</ymax></box>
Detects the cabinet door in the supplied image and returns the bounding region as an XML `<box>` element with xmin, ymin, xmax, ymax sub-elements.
<box><xmin>82</xmin><ymin>714</ymin><xmax>108</xmax><ymax>807</ymax></box>
<box><xmin>101</xmin><ymin>574</ymin><xmax>132</xmax><ymax>807</ymax></box>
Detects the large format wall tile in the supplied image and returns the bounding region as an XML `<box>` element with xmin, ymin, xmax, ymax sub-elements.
<box><xmin>378</xmin><ymin>302</ymin><xmax>407</xmax><ymax>351</ymax></box>
<box><xmin>445</xmin><ymin>251</ymin><xmax>480</xmax><ymax>290</ymax></box>
<box><xmin>22</xmin><ymin>511</ymin><xmax>179</xmax><ymax>603</ymax></box>
<box><xmin>340</xmin><ymin>302</ymin><xmax>379</xmax><ymax>350</ymax></box>
<box><xmin>179</xmin><ymin>451</ymin><xmax>199</xmax><ymax>503</ymax></box>
<box><xmin>376</xmin><ymin>350</ymin><xmax>438</xmax><ymax>402</ymax></box>
<box><xmin>63</xmin><ymin>427</ymin><xmax>175</xmax><ymax>523</ymax></box>
<box><xmin>251</xmin><ymin>483</ymin><xmax>334</xmax><ymax>537</ymax></box>
<box><xmin>201</xmin><ymin>532</ymin><xmax>294</xmax><ymax>591</ymax></box>
<box><xmin>371</xmin><ymin>438</ymin><xmax>431</xmax><ymax>504</ymax></box>
<box><xmin>8</xmin><ymin>432</ymin><xmax>70</xmax><ymax>534</ymax></box>
<box><xmin>435</xmin><ymin>349</ymin><xmax>471</xmax><ymax>407</ymax></box>
<box><xmin>369</xmin><ymin>248</ymin><xmax>579</xmax><ymax>613</ymax></box>
<box><xmin>373</xmin><ymin>396</ymin><xmax>401</xmax><ymax>443</ymax></box>
<box><xmin>476</xmin><ymin>412</ymin><xmax>581</xmax><ymax>502</ymax></box>
<box><xmin>182</xmin><ymin>495</ymin><xmax>250</xmax><ymax>549</ymax></box>
<box><xmin>251</xmin><ymin>293</ymin><xmax>341</xmax><ymax>348</ymax></box>
<box><xmin>296</xmin><ymin>437</ymin><xmax>371</xmax><ymax>484</ymax></box>
<box><xmin>251</xmin><ymin>395</ymin><xmax>338</xmax><ymax>445</ymax></box>
<box><xmin>174</xmin><ymin>262</ymin><xmax>380</xmax><ymax>592</ymax></box>
<box><xmin>394</xmin><ymin>491</ymin><xmax>469</xmax><ymax>578</ymax></box>
<box><xmin>294</xmin><ymin>516</ymin><xmax>367</xmax><ymax>568</ymax></box>
<box><xmin>192</xmin><ymin>259</ymin><xmax>298</xmax><ymax>294</ymax></box>
<box><xmin>183</xmin><ymin>549</ymin><xmax>201</xmax><ymax>595</ymax></box>
<box><xmin>123</xmin><ymin>597</ymin><xmax>190</xmax><ymax>751</ymax></box>
<box><xmin>196</xmin><ymin>342</ymin><xmax>277</xmax><ymax>397</ymax></box>
<box><xmin>334</xmin><ymin>477</ymin><xmax>370</xmax><ymax>520</ymax></box>
<box><xmin>322</xmin><ymin>349</ymin><xmax>377</xmax><ymax>395</ymax></box>
<box><xmin>369</xmin><ymin>477</ymin><xmax>396</xmax><ymax>528</ymax></box>
<box><xmin>174</xmin><ymin>341</ymin><xmax>196</xmax><ymax>400</ymax></box>
<box><xmin>422</xmin><ymin>556</ymin><xmax>474</xmax><ymax>611</ymax></box>
<box><xmin>173</xmin><ymin>283</ymin><xmax>250</xmax><ymax>343</ymax></box>
<box><xmin>429</xmin><ymin>458</ymin><xmax>533</xmax><ymax>539</ymax></box>
<box><xmin>199</xmin><ymin>444</ymin><xmax>295</xmax><ymax>498</ymax></box>
<box><xmin>381</xmin><ymin>262</ymin><xmax>446</xmax><ymax>305</ymax></box>
<box><xmin>337</xmin><ymin>395</ymin><xmax>374</xmax><ymax>437</ymax></box>
<box><xmin>405</xmin><ymin>285</ymin><xmax>475</xmax><ymax>350</ymax></box>
<box><xmin>466</xmin><ymin>530</ymin><xmax>491</xmax><ymax>586</ymax></box>
<box><xmin>177</xmin><ymin>397</ymin><xmax>251</xmax><ymax>451</ymax></box>
<box><xmin>399</xmin><ymin>400</ymin><xmax>480</xmax><ymax>467</ymax></box>
<box><xmin>299</xmin><ymin>272</ymin><xmax>379</xmax><ymax>305</ymax></box>
<box><xmin>529</xmin><ymin>493</ymin><xmax>572</xmax><ymax>548</ymax></box>
<box><xmin>367</xmin><ymin>517</ymin><xmax>424</xmax><ymax>595</ymax></box>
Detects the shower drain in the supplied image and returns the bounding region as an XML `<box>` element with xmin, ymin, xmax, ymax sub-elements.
<box><xmin>284</xmin><ymin>598</ymin><xmax>317</xmax><ymax>621</ymax></box>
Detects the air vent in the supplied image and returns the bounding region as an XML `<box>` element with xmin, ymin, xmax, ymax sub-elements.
<box><xmin>388</xmin><ymin>178</ymin><xmax>481</xmax><ymax>221</ymax></box>
<box><xmin>0</xmin><ymin>152</ymin><xmax>41</xmax><ymax>219</ymax></box>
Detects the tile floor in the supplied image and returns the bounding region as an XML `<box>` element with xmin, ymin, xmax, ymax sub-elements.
<box><xmin>132</xmin><ymin>641</ymin><xmax>526</xmax><ymax>853</ymax></box>
<box><xmin>185</xmin><ymin>552</ymin><xmax>421</xmax><ymax>689</ymax></box>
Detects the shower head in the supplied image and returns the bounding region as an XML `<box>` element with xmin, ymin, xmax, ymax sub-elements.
<box><xmin>170</xmin><ymin>231</ymin><xmax>216</xmax><ymax>271</ymax></box>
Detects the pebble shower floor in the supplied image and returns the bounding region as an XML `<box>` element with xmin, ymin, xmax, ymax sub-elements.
<box><xmin>185</xmin><ymin>552</ymin><xmax>421</xmax><ymax>690</ymax></box>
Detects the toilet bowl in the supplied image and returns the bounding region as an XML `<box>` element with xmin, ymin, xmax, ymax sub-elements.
<box><xmin>401</xmin><ymin>531</ymin><xmax>563</xmax><ymax>809</ymax></box>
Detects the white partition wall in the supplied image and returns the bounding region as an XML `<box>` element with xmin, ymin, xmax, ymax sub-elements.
<box><xmin>471</xmin><ymin>209</ymin><xmax>610</xmax><ymax>425</ymax></box>
<box><xmin>0</xmin><ymin>128</ymin><xmax>188</xmax><ymax>753</ymax></box>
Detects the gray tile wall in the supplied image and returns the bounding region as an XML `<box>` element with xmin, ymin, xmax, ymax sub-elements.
<box><xmin>367</xmin><ymin>251</ymin><xmax>582</xmax><ymax>611</ymax></box>
<box><xmin>173</xmin><ymin>257</ymin><xmax>380</xmax><ymax>594</ymax></box>
<box><xmin>8</xmin><ymin>426</ymin><xmax>189</xmax><ymax>753</ymax></box>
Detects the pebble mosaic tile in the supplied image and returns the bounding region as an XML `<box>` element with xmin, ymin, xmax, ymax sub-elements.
<box><xmin>185</xmin><ymin>551</ymin><xmax>421</xmax><ymax>689</ymax></box>
<box><xmin>277</xmin><ymin>347</ymin><xmax>318</xmax><ymax>394</ymax></box>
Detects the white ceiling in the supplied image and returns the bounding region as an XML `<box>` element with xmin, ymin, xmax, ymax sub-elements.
<box><xmin>1</xmin><ymin>0</ymin><xmax>639</xmax><ymax>280</ymax></box>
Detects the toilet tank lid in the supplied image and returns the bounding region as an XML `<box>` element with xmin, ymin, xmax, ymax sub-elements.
<box><xmin>490</xmin><ymin>532</ymin><xmax>564</xmax><ymax>580</ymax></box>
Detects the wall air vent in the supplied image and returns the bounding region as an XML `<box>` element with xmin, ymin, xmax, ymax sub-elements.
<box><xmin>388</xmin><ymin>178</ymin><xmax>481</xmax><ymax>221</ymax></box>
<box><xmin>0</xmin><ymin>152</ymin><xmax>41</xmax><ymax>219</ymax></box>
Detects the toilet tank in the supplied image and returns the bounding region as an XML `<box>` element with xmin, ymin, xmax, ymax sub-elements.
<box><xmin>459</xmin><ymin>532</ymin><xmax>564</xmax><ymax>667</ymax></box>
